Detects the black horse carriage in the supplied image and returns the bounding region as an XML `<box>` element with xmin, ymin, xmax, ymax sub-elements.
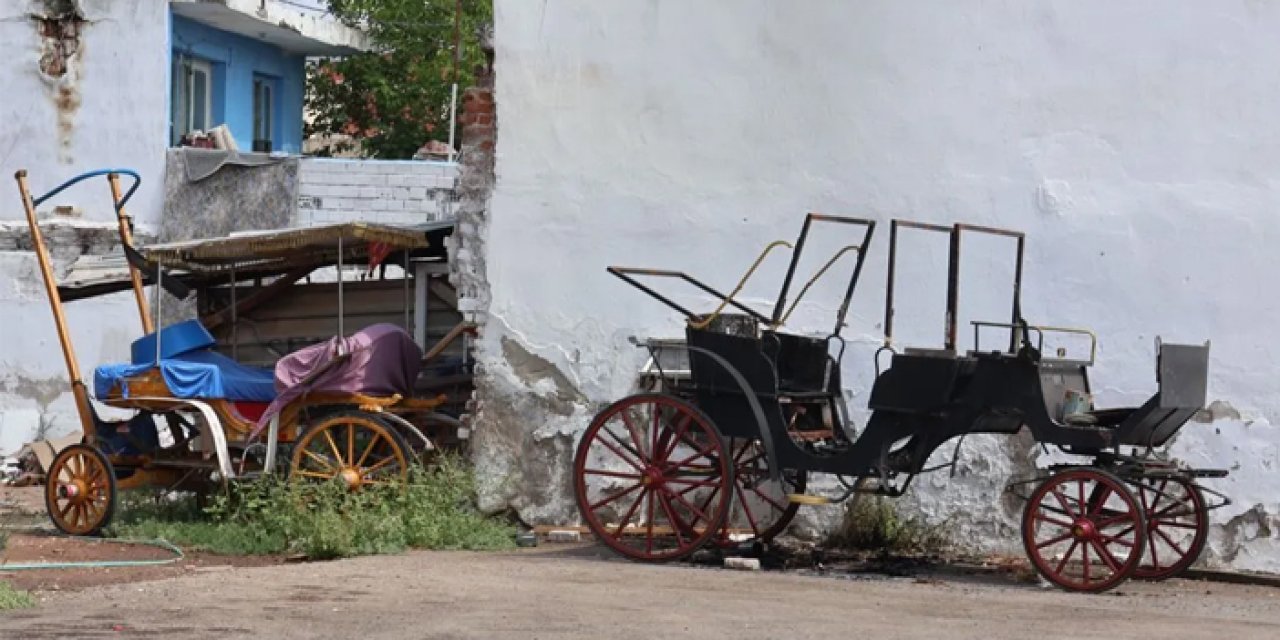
<box><xmin>572</xmin><ymin>214</ymin><xmax>1229</xmax><ymax>593</ymax></box>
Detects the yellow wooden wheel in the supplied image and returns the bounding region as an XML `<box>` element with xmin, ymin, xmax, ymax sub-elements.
<box><xmin>289</xmin><ymin>412</ymin><xmax>409</xmax><ymax>490</ymax></box>
<box><xmin>44</xmin><ymin>443</ymin><xmax>117</xmax><ymax>536</ymax></box>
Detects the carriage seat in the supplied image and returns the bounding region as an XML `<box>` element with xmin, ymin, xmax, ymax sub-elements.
<box><xmin>93</xmin><ymin>320</ymin><xmax>276</xmax><ymax>403</ymax></box>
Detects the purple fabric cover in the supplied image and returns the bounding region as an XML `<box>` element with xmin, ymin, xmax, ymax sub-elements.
<box><xmin>255</xmin><ymin>323</ymin><xmax>423</xmax><ymax>431</ymax></box>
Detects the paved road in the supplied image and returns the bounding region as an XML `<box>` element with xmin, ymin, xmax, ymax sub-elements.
<box><xmin>3</xmin><ymin>545</ymin><xmax>1279</xmax><ymax>639</ymax></box>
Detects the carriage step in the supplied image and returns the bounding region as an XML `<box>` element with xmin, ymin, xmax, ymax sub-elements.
<box><xmin>788</xmin><ymin>493</ymin><xmax>832</xmax><ymax>505</ymax></box>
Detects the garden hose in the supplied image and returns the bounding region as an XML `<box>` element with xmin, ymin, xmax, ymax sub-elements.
<box><xmin>0</xmin><ymin>534</ymin><xmax>184</xmax><ymax>572</ymax></box>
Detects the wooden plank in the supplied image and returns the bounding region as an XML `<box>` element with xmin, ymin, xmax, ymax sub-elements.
<box><xmin>202</xmin><ymin>265</ymin><xmax>317</xmax><ymax>331</ymax></box>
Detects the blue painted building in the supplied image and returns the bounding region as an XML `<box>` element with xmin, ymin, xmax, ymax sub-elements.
<box><xmin>167</xmin><ymin>1</ymin><xmax>366</xmax><ymax>155</ymax></box>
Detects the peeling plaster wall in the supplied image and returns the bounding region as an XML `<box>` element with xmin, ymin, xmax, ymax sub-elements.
<box><xmin>0</xmin><ymin>0</ymin><xmax>168</xmax><ymax>452</ymax></box>
<box><xmin>480</xmin><ymin>0</ymin><xmax>1280</xmax><ymax>571</ymax></box>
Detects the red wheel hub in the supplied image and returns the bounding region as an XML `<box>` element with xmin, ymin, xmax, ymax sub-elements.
<box><xmin>1071</xmin><ymin>518</ymin><xmax>1097</xmax><ymax>540</ymax></box>
<box><xmin>641</xmin><ymin>466</ymin><xmax>666</xmax><ymax>488</ymax></box>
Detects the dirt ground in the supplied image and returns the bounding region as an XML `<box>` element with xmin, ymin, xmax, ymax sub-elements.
<box><xmin>1</xmin><ymin>543</ymin><xmax>1278</xmax><ymax>640</ymax></box>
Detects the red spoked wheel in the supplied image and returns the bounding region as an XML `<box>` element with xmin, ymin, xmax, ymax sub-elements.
<box><xmin>710</xmin><ymin>438</ymin><xmax>806</xmax><ymax>548</ymax></box>
<box><xmin>1021</xmin><ymin>467</ymin><xmax>1147</xmax><ymax>593</ymax></box>
<box><xmin>1131</xmin><ymin>477</ymin><xmax>1209</xmax><ymax>580</ymax></box>
<box><xmin>573</xmin><ymin>393</ymin><xmax>734</xmax><ymax>562</ymax></box>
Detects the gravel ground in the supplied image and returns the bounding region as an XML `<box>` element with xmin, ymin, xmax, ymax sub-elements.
<box><xmin>2</xmin><ymin>543</ymin><xmax>1279</xmax><ymax>639</ymax></box>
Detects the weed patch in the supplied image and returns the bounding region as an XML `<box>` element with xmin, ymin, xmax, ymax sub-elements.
<box><xmin>824</xmin><ymin>496</ymin><xmax>952</xmax><ymax>555</ymax></box>
<box><xmin>110</xmin><ymin>455</ymin><xmax>515</xmax><ymax>559</ymax></box>
<box><xmin>0</xmin><ymin>582</ymin><xmax>35</xmax><ymax>610</ymax></box>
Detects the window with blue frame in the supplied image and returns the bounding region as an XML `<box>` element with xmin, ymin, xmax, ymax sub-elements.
<box><xmin>171</xmin><ymin>54</ymin><xmax>217</xmax><ymax>145</ymax></box>
<box><xmin>252</xmin><ymin>74</ymin><xmax>281</xmax><ymax>153</ymax></box>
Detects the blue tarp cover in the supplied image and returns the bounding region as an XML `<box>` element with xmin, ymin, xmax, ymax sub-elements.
<box><xmin>94</xmin><ymin>349</ymin><xmax>276</xmax><ymax>402</ymax></box>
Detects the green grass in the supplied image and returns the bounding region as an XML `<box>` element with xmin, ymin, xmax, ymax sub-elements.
<box><xmin>109</xmin><ymin>454</ymin><xmax>516</xmax><ymax>559</ymax></box>
<box><xmin>824</xmin><ymin>495</ymin><xmax>953</xmax><ymax>555</ymax></box>
<box><xmin>0</xmin><ymin>582</ymin><xmax>35</xmax><ymax>610</ymax></box>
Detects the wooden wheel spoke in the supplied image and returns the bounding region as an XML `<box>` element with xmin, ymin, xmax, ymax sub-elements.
<box><xmin>363</xmin><ymin>455</ymin><xmax>401</xmax><ymax>476</ymax></box>
<box><xmin>1050</xmin><ymin>488</ymin><xmax>1077</xmax><ymax>518</ymax></box>
<box><xmin>322</xmin><ymin>429</ymin><xmax>344</xmax><ymax>464</ymax></box>
<box><xmin>302</xmin><ymin>448</ymin><xmax>338</xmax><ymax>472</ymax></box>
<box><xmin>662</xmin><ymin>485</ymin><xmax>713</xmax><ymax>526</ymax></box>
<box><xmin>658</xmin><ymin>414</ymin><xmax>695</xmax><ymax>462</ymax></box>
<box><xmin>748</xmin><ymin>483</ymin><xmax>788</xmax><ymax>512</ymax></box>
<box><xmin>1086</xmin><ymin>486</ymin><xmax>1112</xmax><ymax>516</ymax></box>
<box><xmin>354</xmin><ymin>432</ymin><xmax>384</xmax><ymax>469</ymax></box>
<box><xmin>296</xmin><ymin>470</ymin><xmax>336</xmax><ymax>479</ymax></box>
<box><xmin>645</xmin><ymin>486</ymin><xmax>656</xmax><ymax>553</ymax></box>
<box><xmin>612</xmin><ymin>488</ymin><xmax>650</xmax><ymax>539</ymax></box>
<box><xmin>667</xmin><ymin>442</ymin><xmax>718</xmax><ymax>469</ymax></box>
<box><xmin>1035</xmin><ymin>530</ymin><xmax>1074</xmax><ymax>549</ymax></box>
<box><xmin>733</xmin><ymin>482</ymin><xmax>762</xmax><ymax>535</ymax></box>
<box><xmin>597</xmin><ymin>427</ymin><xmax>647</xmax><ymax>471</ymax></box>
<box><xmin>1035</xmin><ymin>513</ymin><xmax>1074</xmax><ymax>528</ymax></box>
<box><xmin>589</xmin><ymin>482</ymin><xmax>643</xmax><ymax>511</ymax></box>
<box><xmin>1148</xmin><ymin>533</ymin><xmax>1162</xmax><ymax>568</ymax></box>
<box><xmin>347</xmin><ymin>424</ymin><xmax>356</xmax><ymax>463</ymax></box>
<box><xmin>1081</xmin><ymin>542</ymin><xmax>1091</xmax><ymax>583</ymax></box>
<box><xmin>1090</xmin><ymin>539</ymin><xmax>1122</xmax><ymax>573</ymax></box>
<box><xmin>656</xmin><ymin>492</ymin><xmax>689</xmax><ymax>547</ymax></box>
<box><xmin>1155</xmin><ymin>528</ymin><xmax>1186</xmax><ymax>556</ymax></box>
<box><xmin>583</xmin><ymin>468</ymin><xmax>642</xmax><ymax>480</ymax></box>
<box><xmin>1055</xmin><ymin>540</ymin><xmax>1080</xmax><ymax>575</ymax></box>
<box><xmin>618</xmin><ymin>409</ymin><xmax>648</xmax><ymax>460</ymax></box>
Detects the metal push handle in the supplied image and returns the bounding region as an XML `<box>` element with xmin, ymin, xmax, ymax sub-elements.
<box><xmin>770</xmin><ymin>213</ymin><xmax>876</xmax><ymax>337</ymax></box>
<box><xmin>31</xmin><ymin>168</ymin><xmax>142</xmax><ymax>211</ymax></box>
<box><xmin>687</xmin><ymin>240</ymin><xmax>793</xmax><ymax>329</ymax></box>
<box><xmin>607</xmin><ymin>266</ymin><xmax>773</xmax><ymax>324</ymax></box>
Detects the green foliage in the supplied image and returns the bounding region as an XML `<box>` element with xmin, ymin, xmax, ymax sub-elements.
<box><xmin>111</xmin><ymin>455</ymin><xmax>515</xmax><ymax>559</ymax></box>
<box><xmin>0</xmin><ymin>582</ymin><xmax>35</xmax><ymax>611</ymax></box>
<box><xmin>825</xmin><ymin>496</ymin><xmax>952</xmax><ymax>555</ymax></box>
<box><xmin>306</xmin><ymin>0</ymin><xmax>493</xmax><ymax>158</ymax></box>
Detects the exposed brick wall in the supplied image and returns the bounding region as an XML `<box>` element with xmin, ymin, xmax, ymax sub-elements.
<box><xmin>296</xmin><ymin>159</ymin><xmax>459</xmax><ymax>227</ymax></box>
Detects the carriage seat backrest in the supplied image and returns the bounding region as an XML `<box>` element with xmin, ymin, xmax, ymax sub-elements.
<box><xmin>761</xmin><ymin>331</ymin><xmax>831</xmax><ymax>393</ymax></box>
<box><xmin>1037</xmin><ymin>361</ymin><xmax>1091</xmax><ymax>422</ymax></box>
<box><xmin>1156</xmin><ymin>342</ymin><xmax>1209</xmax><ymax>409</ymax></box>
<box><xmin>685</xmin><ymin>327</ymin><xmax>778</xmax><ymax>397</ymax></box>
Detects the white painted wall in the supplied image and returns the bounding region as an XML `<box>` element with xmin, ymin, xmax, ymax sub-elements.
<box><xmin>297</xmin><ymin>159</ymin><xmax>458</xmax><ymax>227</ymax></box>
<box><xmin>485</xmin><ymin>0</ymin><xmax>1280</xmax><ymax>571</ymax></box>
<box><xmin>0</xmin><ymin>0</ymin><xmax>169</xmax><ymax>453</ymax></box>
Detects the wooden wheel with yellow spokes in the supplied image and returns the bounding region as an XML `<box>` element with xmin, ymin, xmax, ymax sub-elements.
<box><xmin>289</xmin><ymin>412</ymin><xmax>410</xmax><ymax>490</ymax></box>
<box><xmin>44</xmin><ymin>443</ymin><xmax>117</xmax><ymax>536</ymax></box>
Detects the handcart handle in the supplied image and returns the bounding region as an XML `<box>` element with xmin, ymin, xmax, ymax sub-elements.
<box><xmin>25</xmin><ymin>168</ymin><xmax>142</xmax><ymax>212</ymax></box>
<box><xmin>607</xmin><ymin>266</ymin><xmax>772</xmax><ymax>324</ymax></box>
<box><xmin>771</xmin><ymin>213</ymin><xmax>877</xmax><ymax>337</ymax></box>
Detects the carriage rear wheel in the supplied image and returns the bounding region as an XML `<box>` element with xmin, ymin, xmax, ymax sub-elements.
<box><xmin>45</xmin><ymin>444</ymin><xmax>117</xmax><ymax>536</ymax></box>
<box><xmin>1021</xmin><ymin>467</ymin><xmax>1147</xmax><ymax>593</ymax></box>
<box><xmin>289</xmin><ymin>412</ymin><xmax>410</xmax><ymax>490</ymax></box>
<box><xmin>1131</xmin><ymin>477</ymin><xmax>1209</xmax><ymax>581</ymax></box>
<box><xmin>708</xmin><ymin>438</ymin><xmax>805</xmax><ymax>548</ymax></box>
<box><xmin>573</xmin><ymin>393</ymin><xmax>734</xmax><ymax>562</ymax></box>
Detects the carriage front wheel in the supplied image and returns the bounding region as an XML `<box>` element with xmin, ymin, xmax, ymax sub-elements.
<box><xmin>45</xmin><ymin>443</ymin><xmax>117</xmax><ymax>536</ymax></box>
<box><xmin>573</xmin><ymin>393</ymin><xmax>734</xmax><ymax>562</ymax></box>
<box><xmin>1021</xmin><ymin>467</ymin><xmax>1147</xmax><ymax>593</ymax></box>
<box><xmin>289</xmin><ymin>412</ymin><xmax>410</xmax><ymax>490</ymax></box>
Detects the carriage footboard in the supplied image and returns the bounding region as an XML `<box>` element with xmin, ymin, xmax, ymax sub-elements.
<box><xmin>1115</xmin><ymin>341</ymin><xmax>1210</xmax><ymax>448</ymax></box>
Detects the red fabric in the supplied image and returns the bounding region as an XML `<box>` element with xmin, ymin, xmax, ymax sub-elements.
<box><xmin>230</xmin><ymin>401</ymin><xmax>269</xmax><ymax>422</ymax></box>
<box><xmin>367</xmin><ymin>241</ymin><xmax>393</xmax><ymax>274</ymax></box>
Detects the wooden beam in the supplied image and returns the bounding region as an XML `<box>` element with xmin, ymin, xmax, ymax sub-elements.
<box><xmin>422</xmin><ymin>320</ymin><xmax>477</xmax><ymax>364</ymax></box>
<box><xmin>201</xmin><ymin>264</ymin><xmax>317</xmax><ymax>331</ymax></box>
<box><xmin>428</xmin><ymin>279</ymin><xmax>457</xmax><ymax>308</ymax></box>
